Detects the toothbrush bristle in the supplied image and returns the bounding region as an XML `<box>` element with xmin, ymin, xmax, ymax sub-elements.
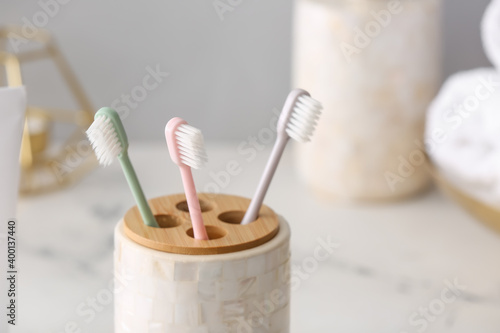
<box><xmin>175</xmin><ymin>124</ymin><xmax>208</xmax><ymax>169</ymax></box>
<box><xmin>286</xmin><ymin>95</ymin><xmax>323</xmax><ymax>143</ymax></box>
<box><xmin>86</xmin><ymin>115</ymin><xmax>122</xmax><ymax>166</ymax></box>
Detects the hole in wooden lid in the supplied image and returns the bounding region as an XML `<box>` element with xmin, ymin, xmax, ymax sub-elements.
<box><xmin>218</xmin><ymin>210</ymin><xmax>252</xmax><ymax>225</ymax></box>
<box><xmin>176</xmin><ymin>199</ymin><xmax>213</xmax><ymax>213</ymax></box>
<box><xmin>186</xmin><ymin>226</ymin><xmax>227</xmax><ymax>240</ymax></box>
<box><xmin>154</xmin><ymin>214</ymin><xmax>182</xmax><ymax>228</ymax></box>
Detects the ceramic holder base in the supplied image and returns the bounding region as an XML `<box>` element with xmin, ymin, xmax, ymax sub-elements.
<box><xmin>114</xmin><ymin>193</ymin><xmax>291</xmax><ymax>333</ymax></box>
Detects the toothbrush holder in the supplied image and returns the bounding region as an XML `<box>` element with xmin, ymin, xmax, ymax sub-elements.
<box><xmin>114</xmin><ymin>193</ymin><xmax>291</xmax><ymax>333</ymax></box>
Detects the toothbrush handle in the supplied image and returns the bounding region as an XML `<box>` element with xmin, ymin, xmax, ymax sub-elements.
<box><xmin>119</xmin><ymin>152</ymin><xmax>159</xmax><ymax>228</ymax></box>
<box><xmin>180</xmin><ymin>166</ymin><xmax>209</xmax><ymax>240</ymax></box>
<box><xmin>241</xmin><ymin>135</ymin><xmax>289</xmax><ymax>225</ymax></box>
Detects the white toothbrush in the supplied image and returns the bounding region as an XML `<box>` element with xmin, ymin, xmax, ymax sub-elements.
<box><xmin>241</xmin><ymin>89</ymin><xmax>322</xmax><ymax>225</ymax></box>
<box><xmin>166</xmin><ymin>117</ymin><xmax>209</xmax><ymax>240</ymax></box>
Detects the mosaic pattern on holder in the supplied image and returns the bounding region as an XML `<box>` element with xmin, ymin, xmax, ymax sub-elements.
<box><xmin>114</xmin><ymin>220</ymin><xmax>291</xmax><ymax>333</ymax></box>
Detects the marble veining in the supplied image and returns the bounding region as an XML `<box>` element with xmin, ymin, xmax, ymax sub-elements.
<box><xmin>13</xmin><ymin>144</ymin><xmax>500</xmax><ymax>332</ymax></box>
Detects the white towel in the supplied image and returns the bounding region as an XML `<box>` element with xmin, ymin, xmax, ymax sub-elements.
<box><xmin>482</xmin><ymin>0</ymin><xmax>500</xmax><ymax>71</ymax></box>
<box><xmin>425</xmin><ymin>68</ymin><xmax>500</xmax><ymax>208</ymax></box>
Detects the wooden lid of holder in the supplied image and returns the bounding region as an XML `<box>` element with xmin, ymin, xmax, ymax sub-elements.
<box><xmin>123</xmin><ymin>193</ymin><xmax>280</xmax><ymax>255</ymax></box>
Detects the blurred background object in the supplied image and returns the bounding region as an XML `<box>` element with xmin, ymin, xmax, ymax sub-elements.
<box><xmin>426</xmin><ymin>68</ymin><xmax>500</xmax><ymax>216</ymax></box>
<box><xmin>0</xmin><ymin>0</ymin><xmax>492</xmax><ymax>142</ymax></box>
<box><xmin>431</xmin><ymin>164</ymin><xmax>500</xmax><ymax>233</ymax></box>
<box><xmin>0</xmin><ymin>27</ymin><xmax>95</xmax><ymax>195</ymax></box>
<box><xmin>425</xmin><ymin>0</ymin><xmax>500</xmax><ymax>232</ymax></box>
<box><xmin>482</xmin><ymin>0</ymin><xmax>500</xmax><ymax>72</ymax></box>
<box><xmin>293</xmin><ymin>0</ymin><xmax>442</xmax><ymax>201</ymax></box>
<box><xmin>0</xmin><ymin>54</ymin><xmax>26</xmax><ymax>333</ymax></box>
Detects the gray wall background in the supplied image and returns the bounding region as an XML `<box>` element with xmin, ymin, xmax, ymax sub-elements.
<box><xmin>0</xmin><ymin>0</ymin><xmax>493</xmax><ymax>141</ymax></box>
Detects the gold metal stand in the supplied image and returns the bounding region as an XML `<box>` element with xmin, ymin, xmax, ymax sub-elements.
<box><xmin>0</xmin><ymin>26</ymin><xmax>96</xmax><ymax>195</ymax></box>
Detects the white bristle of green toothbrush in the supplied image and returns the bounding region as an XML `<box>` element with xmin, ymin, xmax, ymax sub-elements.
<box><xmin>86</xmin><ymin>116</ymin><xmax>123</xmax><ymax>166</ymax></box>
<box><xmin>286</xmin><ymin>95</ymin><xmax>323</xmax><ymax>143</ymax></box>
<box><xmin>176</xmin><ymin>124</ymin><xmax>208</xmax><ymax>170</ymax></box>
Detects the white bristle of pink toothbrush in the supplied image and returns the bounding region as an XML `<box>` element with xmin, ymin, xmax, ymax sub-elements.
<box><xmin>175</xmin><ymin>124</ymin><xmax>208</xmax><ymax>170</ymax></box>
<box><xmin>86</xmin><ymin>116</ymin><xmax>122</xmax><ymax>166</ymax></box>
<box><xmin>286</xmin><ymin>95</ymin><xmax>323</xmax><ymax>143</ymax></box>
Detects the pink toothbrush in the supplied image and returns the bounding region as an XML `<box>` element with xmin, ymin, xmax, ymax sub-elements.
<box><xmin>166</xmin><ymin>117</ymin><xmax>209</xmax><ymax>240</ymax></box>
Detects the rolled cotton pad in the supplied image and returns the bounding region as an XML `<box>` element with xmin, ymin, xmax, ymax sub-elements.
<box><xmin>482</xmin><ymin>0</ymin><xmax>500</xmax><ymax>71</ymax></box>
<box><xmin>425</xmin><ymin>68</ymin><xmax>500</xmax><ymax>208</ymax></box>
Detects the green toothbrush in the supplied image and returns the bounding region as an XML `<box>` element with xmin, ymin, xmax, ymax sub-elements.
<box><xmin>86</xmin><ymin>107</ymin><xmax>159</xmax><ymax>228</ymax></box>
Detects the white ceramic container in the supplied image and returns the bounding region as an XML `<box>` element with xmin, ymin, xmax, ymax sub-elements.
<box><xmin>114</xmin><ymin>194</ymin><xmax>291</xmax><ymax>333</ymax></box>
<box><xmin>293</xmin><ymin>0</ymin><xmax>442</xmax><ymax>200</ymax></box>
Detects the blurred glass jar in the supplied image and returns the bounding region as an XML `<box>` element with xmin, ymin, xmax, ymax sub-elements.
<box><xmin>293</xmin><ymin>0</ymin><xmax>442</xmax><ymax>201</ymax></box>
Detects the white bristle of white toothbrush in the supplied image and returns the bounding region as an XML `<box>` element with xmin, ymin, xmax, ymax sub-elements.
<box><xmin>286</xmin><ymin>95</ymin><xmax>323</xmax><ymax>143</ymax></box>
<box><xmin>175</xmin><ymin>124</ymin><xmax>208</xmax><ymax>169</ymax></box>
<box><xmin>86</xmin><ymin>116</ymin><xmax>122</xmax><ymax>166</ymax></box>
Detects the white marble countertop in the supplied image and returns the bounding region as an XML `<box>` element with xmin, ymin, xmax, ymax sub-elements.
<box><xmin>12</xmin><ymin>142</ymin><xmax>500</xmax><ymax>332</ymax></box>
